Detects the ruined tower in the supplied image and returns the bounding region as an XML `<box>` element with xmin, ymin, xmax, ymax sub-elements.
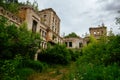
<box><xmin>89</xmin><ymin>23</ymin><xmax>107</xmax><ymax>39</ymax></box>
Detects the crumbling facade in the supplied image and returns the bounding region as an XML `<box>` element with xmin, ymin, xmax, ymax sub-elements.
<box><xmin>64</xmin><ymin>37</ymin><xmax>83</xmax><ymax>49</ymax></box>
<box><xmin>0</xmin><ymin>7</ymin><xmax>23</xmax><ymax>26</ymax></box>
<box><xmin>89</xmin><ymin>24</ymin><xmax>107</xmax><ymax>40</ymax></box>
<box><xmin>39</xmin><ymin>8</ymin><xmax>62</xmax><ymax>44</ymax></box>
<box><xmin>0</xmin><ymin>5</ymin><xmax>108</xmax><ymax>49</ymax></box>
<box><xmin>0</xmin><ymin>5</ymin><xmax>63</xmax><ymax>48</ymax></box>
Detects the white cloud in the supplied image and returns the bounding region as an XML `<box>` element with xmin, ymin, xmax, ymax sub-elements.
<box><xmin>19</xmin><ymin>0</ymin><xmax>120</xmax><ymax>36</ymax></box>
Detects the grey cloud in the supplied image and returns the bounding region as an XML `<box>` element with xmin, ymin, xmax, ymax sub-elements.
<box><xmin>97</xmin><ymin>0</ymin><xmax>120</xmax><ymax>12</ymax></box>
<box><xmin>105</xmin><ymin>0</ymin><xmax>120</xmax><ymax>11</ymax></box>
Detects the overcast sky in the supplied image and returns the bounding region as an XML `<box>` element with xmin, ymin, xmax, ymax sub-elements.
<box><xmin>19</xmin><ymin>0</ymin><xmax>120</xmax><ymax>37</ymax></box>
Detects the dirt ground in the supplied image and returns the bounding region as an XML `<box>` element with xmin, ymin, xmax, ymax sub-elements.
<box><xmin>28</xmin><ymin>62</ymin><xmax>75</xmax><ymax>80</ymax></box>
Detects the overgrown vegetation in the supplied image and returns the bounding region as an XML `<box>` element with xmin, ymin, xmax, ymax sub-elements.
<box><xmin>0</xmin><ymin>16</ymin><xmax>44</xmax><ymax>80</ymax></box>
<box><xmin>0</xmin><ymin>16</ymin><xmax>40</xmax><ymax>59</ymax></box>
<box><xmin>1</xmin><ymin>0</ymin><xmax>120</xmax><ymax>80</ymax></box>
<box><xmin>64</xmin><ymin>32</ymin><xmax>80</xmax><ymax>38</ymax></box>
<box><xmin>0</xmin><ymin>0</ymin><xmax>19</xmax><ymax>14</ymax></box>
<box><xmin>64</xmin><ymin>35</ymin><xmax>120</xmax><ymax>80</ymax></box>
<box><xmin>0</xmin><ymin>0</ymin><xmax>39</xmax><ymax>14</ymax></box>
<box><xmin>38</xmin><ymin>44</ymin><xmax>80</xmax><ymax>65</ymax></box>
<box><xmin>116</xmin><ymin>11</ymin><xmax>120</xmax><ymax>29</ymax></box>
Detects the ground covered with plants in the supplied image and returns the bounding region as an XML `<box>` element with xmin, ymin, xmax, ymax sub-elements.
<box><xmin>63</xmin><ymin>35</ymin><xmax>120</xmax><ymax>80</ymax></box>
<box><xmin>0</xmin><ymin>16</ymin><xmax>80</xmax><ymax>80</ymax></box>
<box><xmin>0</xmin><ymin>16</ymin><xmax>44</xmax><ymax>80</ymax></box>
<box><xmin>0</xmin><ymin>16</ymin><xmax>120</xmax><ymax>80</ymax></box>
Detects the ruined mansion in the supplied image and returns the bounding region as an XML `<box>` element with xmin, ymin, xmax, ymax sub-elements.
<box><xmin>0</xmin><ymin>5</ymin><xmax>107</xmax><ymax>49</ymax></box>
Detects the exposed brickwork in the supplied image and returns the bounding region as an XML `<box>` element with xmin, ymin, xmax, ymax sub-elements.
<box><xmin>64</xmin><ymin>37</ymin><xmax>83</xmax><ymax>49</ymax></box>
<box><xmin>89</xmin><ymin>24</ymin><xmax>107</xmax><ymax>39</ymax></box>
<box><xmin>0</xmin><ymin>5</ymin><xmax>63</xmax><ymax>48</ymax></box>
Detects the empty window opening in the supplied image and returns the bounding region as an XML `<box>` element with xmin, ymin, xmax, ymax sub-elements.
<box><xmin>32</xmin><ymin>20</ymin><xmax>37</xmax><ymax>33</ymax></box>
<box><xmin>69</xmin><ymin>42</ymin><xmax>72</xmax><ymax>47</ymax></box>
<box><xmin>79</xmin><ymin>43</ymin><xmax>82</xmax><ymax>48</ymax></box>
<box><xmin>44</xmin><ymin>15</ymin><xmax>47</xmax><ymax>18</ymax></box>
<box><xmin>65</xmin><ymin>42</ymin><xmax>67</xmax><ymax>47</ymax></box>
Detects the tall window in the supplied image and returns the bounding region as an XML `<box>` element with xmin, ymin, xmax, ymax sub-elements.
<box><xmin>53</xmin><ymin>17</ymin><xmax>54</xmax><ymax>22</ymax></box>
<box><xmin>52</xmin><ymin>26</ymin><xmax>54</xmax><ymax>31</ymax></box>
<box><xmin>79</xmin><ymin>43</ymin><xmax>82</xmax><ymax>48</ymax></box>
<box><xmin>42</xmin><ymin>31</ymin><xmax>44</xmax><ymax>37</ymax></box>
<box><xmin>43</xmin><ymin>15</ymin><xmax>47</xmax><ymax>23</ymax></box>
<box><xmin>32</xmin><ymin>20</ymin><xmax>37</xmax><ymax>33</ymax></box>
<box><xmin>69</xmin><ymin>42</ymin><xmax>72</xmax><ymax>47</ymax></box>
<box><xmin>65</xmin><ymin>42</ymin><xmax>67</xmax><ymax>47</ymax></box>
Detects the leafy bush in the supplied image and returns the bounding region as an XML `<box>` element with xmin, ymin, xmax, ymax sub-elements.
<box><xmin>105</xmin><ymin>35</ymin><xmax>120</xmax><ymax>65</ymax></box>
<box><xmin>68</xmin><ymin>49</ymin><xmax>80</xmax><ymax>61</ymax></box>
<box><xmin>71</xmin><ymin>63</ymin><xmax>120</xmax><ymax>80</ymax></box>
<box><xmin>81</xmin><ymin>35</ymin><xmax>120</xmax><ymax>66</ymax></box>
<box><xmin>0</xmin><ymin>16</ymin><xmax>41</xmax><ymax>60</ymax></box>
<box><xmin>22</xmin><ymin>60</ymin><xmax>44</xmax><ymax>72</ymax></box>
<box><xmin>16</xmin><ymin>68</ymin><xmax>35</xmax><ymax>80</ymax></box>
<box><xmin>66</xmin><ymin>35</ymin><xmax>120</xmax><ymax>80</ymax></box>
<box><xmin>64</xmin><ymin>32</ymin><xmax>79</xmax><ymax>38</ymax></box>
<box><xmin>0</xmin><ymin>54</ymin><xmax>44</xmax><ymax>80</ymax></box>
<box><xmin>0</xmin><ymin>15</ymin><xmax>42</xmax><ymax>80</ymax></box>
<box><xmin>38</xmin><ymin>44</ymin><xmax>71</xmax><ymax>65</ymax></box>
<box><xmin>0</xmin><ymin>60</ymin><xmax>19</xmax><ymax>80</ymax></box>
<box><xmin>80</xmin><ymin>36</ymin><xmax>107</xmax><ymax>65</ymax></box>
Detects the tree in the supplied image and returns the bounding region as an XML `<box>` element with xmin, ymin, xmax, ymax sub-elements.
<box><xmin>6</xmin><ymin>0</ymin><xmax>18</xmax><ymax>3</ymax></box>
<box><xmin>32</xmin><ymin>0</ymin><xmax>39</xmax><ymax>11</ymax></box>
<box><xmin>0</xmin><ymin>0</ymin><xmax>19</xmax><ymax>14</ymax></box>
<box><xmin>0</xmin><ymin>16</ymin><xmax>41</xmax><ymax>59</ymax></box>
<box><xmin>38</xmin><ymin>44</ymin><xmax>72</xmax><ymax>65</ymax></box>
<box><xmin>116</xmin><ymin>11</ymin><xmax>120</xmax><ymax>29</ymax></box>
<box><xmin>64</xmin><ymin>32</ymin><xmax>79</xmax><ymax>38</ymax></box>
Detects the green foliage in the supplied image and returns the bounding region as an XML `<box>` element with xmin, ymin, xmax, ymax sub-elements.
<box><xmin>68</xmin><ymin>49</ymin><xmax>80</xmax><ymax>61</ymax></box>
<box><xmin>0</xmin><ymin>0</ymin><xmax>19</xmax><ymax>14</ymax></box>
<box><xmin>19</xmin><ymin>0</ymin><xmax>39</xmax><ymax>11</ymax></box>
<box><xmin>16</xmin><ymin>68</ymin><xmax>34</xmax><ymax>80</ymax></box>
<box><xmin>38</xmin><ymin>44</ymin><xmax>72</xmax><ymax>65</ymax></box>
<box><xmin>0</xmin><ymin>55</ymin><xmax>22</xmax><ymax>80</ymax></box>
<box><xmin>64</xmin><ymin>32</ymin><xmax>79</xmax><ymax>38</ymax></box>
<box><xmin>7</xmin><ymin>3</ymin><xmax>19</xmax><ymax>14</ymax></box>
<box><xmin>81</xmin><ymin>36</ymin><xmax>107</xmax><ymax>65</ymax></box>
<box><xmin>116</xmin><ymin>11</ymin><xmax>120</xmax><ymax>29</ymax></box>
<box><xmin>20</xmin><ymin>60</ymin><xmax>44</xmax><ymax>72</ymax></box>
<box><xmin>0</xmin><ymin>60</ymin><xmax>18</xmax><ymax>80</ymax></box>
<box><xmin>80</xmin><ymin>35</ymin><xmax>120</xmax><ymax>65</ymax></box>
<box><xmin>0</xmin><ymin>0</ymin><xmax>39</xmax><ymax>14</ymax></box>
<box><xmin>38</xmin><ymin>44</ymin><xmax>80</xmax><ymax>65</ymax></box>
<box><xmin>67</xmin><ymin>34</ymin><xmax>120</xmax><ymax>79</ymax></box>
<box><xmin>0</xmin><ymin>16</ymin><xmax>42</xmax><ymax>79</ymax></box>
<box><xmin>71</xmin><ymin>63</ymin><xmax>120</xmax><ymax>80</ymax></box>
<box><xmin>0</xmin><ymin>17</ymin><xmax>41</xmax><ymax>59</ymax></box>
<box><xmin>116</xmin><ymin>17</ymin><xmax>120</xmax><ymax>27</ymax></box>
<box><xmin>105</xmin><ymin>35</ymin><xmax>120</xmax><ymax>65</ymax></box>
<box><xmin>0</xmin><ymin>54</ymin><xmax>45</xmax><ymax>80</ymax></box>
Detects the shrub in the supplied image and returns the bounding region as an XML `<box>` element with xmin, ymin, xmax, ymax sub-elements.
<box><xmin>0</xmin><ymin>17</ymin><xmax>41</xmax><ymax>60</ymax></box>
<box><xmin>0</xmin><ymin>60</ymin><xmax>19</xmax><ymax>80</ymax></box>
<box><xmin>16</xmin><ymin>68</ymin><xmax>35</xmax><ymax>80</ymax></box>
<box><xmin>38</xmin><ymin>44</ymin><xmax>71</xmax><ymax>65</ymax></box>
<box><xmin>70</xmin><ymin>63</ymin><xmax>120</xmax><ymax>80</ymax></box>
<box><xmin>105</xmin><ymin>35</ymin><xmax>120</xmax><ymax>65</ymax></box>
<box><xmin>66</xmin><ymin>35</ymin><xmax>120</xmax><ymax>80</ymax></box>
<box><xmin>19</xmin><ymin>59</ymin><xmax>44</xmax><ymax>72</ymax></box>
<box><xmin>68</xmin><ymin>49</ymin><xmax>80</xmax><ymax>61</ymax></box>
